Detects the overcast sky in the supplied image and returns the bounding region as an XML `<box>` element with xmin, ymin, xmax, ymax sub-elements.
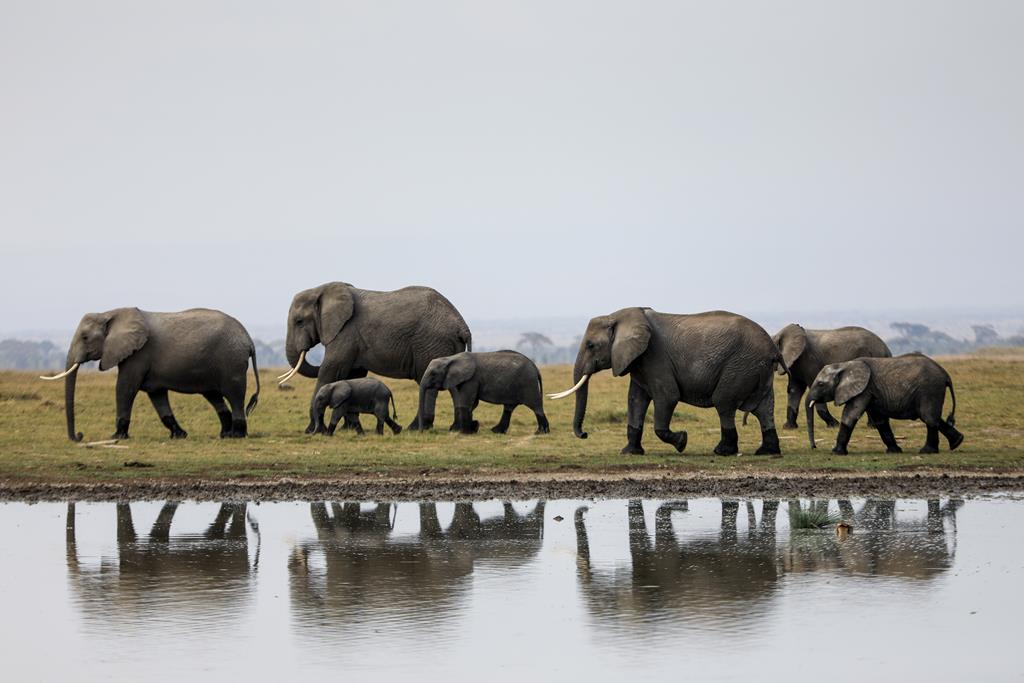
<box><xmin>2</xmin><ymin>1</ymin><xmax>1021</xmax><ymax>334</ymax></box>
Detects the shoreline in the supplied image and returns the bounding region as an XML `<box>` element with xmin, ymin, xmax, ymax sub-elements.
<box><xmin>3</xmin><ymin>469</ymin><xmax>1024</xmax><ymax>502</ymax></box>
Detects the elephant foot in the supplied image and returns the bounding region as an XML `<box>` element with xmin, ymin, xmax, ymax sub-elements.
<box><xmin>535</xmin><ymin>427</ymin><xmax>549</xmax><ymax>435</ymax></box>
<box><xmin>947</xmin><ymin>430</ymin><xmax>964</xmax><ymax>451</ymax></box>
<box><xmin>112</xmin><ymin>431</ymin><xmax>130</xmax><ymax>440</ymax></box>
<box><xmin>460</xmin><ymin>420</ymin><xmax>480</xmax><ymax>435</ymax></box>
<box><xmin>491</xmin><ymin>424</ymin><xmax>509</xmax><ymax>434</ymax></box>
<box><xmin>714</xmin><ymin>443</ymin><xmax>739</xmax><ymax>456</ymax></box>
<box><xmin>222</xmin><ymin>431</ymin><xmax>246</xmax><ymax>439</ymax></box>
<box><xmin>407</xmin><ymin>417</ymin><xmax>434</xmax><ymax>431</ymax></box>
<box><xmin>919</xmin><ymin>445</ymin><xmax>939</xmax><ymax>454</ymax></box>
<box><xmin>169</xmin><ymin>428</ymin><xmax>188</xmax><ymax>439</ymax></box>
<box><xmin>782</xmin><ymin>421</ymin><xmax>799</xmax><ymax>430</ymax></box>
<box><xmin>823</xmin><ymin>417</ymin><xmax>841</xmax><ymax>429</ymax></box>
<box><xmin>391</xmin><ymin>425</ymin><xmax>403</xmax><ymax>435</ymax></box>
<box><xmin>655</xmin><ymin>429</ymin><xmax>687</xmax><ymax>453</ymax></box>
<box><xmin>754</xmin><ymin>428</ymin><xmax>781</xmax><ymax>455</ymax></box>
<box><xmin>304</xmin><ymin>421</ymin><xmax>317</xmax><ymax>434</ymax></box>
<box><xmin>620</xmin><ymin>444</ymin><xmax>645</xmax><ymax>456</ymax></box>
<box><xmin>714</xmin><ymin>428</ymin><xmax>739</xmax><ymax>456</ymax></box>
<box><xmin>886</xmin><ymin>446</ymin><xmax>903</xmax><ymax>454</ymax></box>
<box><xmin>831</xmin><ymin>446</ymin><xmax>849</xmax><ymax>456</ymax></box>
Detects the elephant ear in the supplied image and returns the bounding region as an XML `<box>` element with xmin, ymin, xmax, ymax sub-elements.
<box><xmin>100</xmin><ymin>308</ymin><xmax>149</xmax><ymax>371</ymax></box>
<box><xmin>317</xmin><ymin>282</ymin><xmax>355</xmax><ymax>345</ymax></box>
<box><xmin>835</xmin><ymin>361</ymin><xmax>871</xmax><ymax>406</ymax></box>
<box><xmin>442</xmin><ymin>356</ymin><xmax>476</xmax><ymax>389</ymax></box>
<box><xmin>778</xmin><ymin>324</ymin><xmax>807</xmax><ymax>371</ymax></box>
<box><xmin>611</xmin><ymin>308</ymin><xmax>652</xmax><ymax>377</ymax></box>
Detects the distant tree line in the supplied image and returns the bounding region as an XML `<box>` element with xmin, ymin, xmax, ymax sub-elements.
<box><xmin>2</xmin><ymin>324</ymin><xmax>1021</xmax><ymax>370</ymax></box>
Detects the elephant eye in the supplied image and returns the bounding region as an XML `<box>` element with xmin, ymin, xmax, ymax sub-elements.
<box><xmin>586</xmin><ymin>341</ymin><xmax>594</xmax><ymax>350</ymax></box>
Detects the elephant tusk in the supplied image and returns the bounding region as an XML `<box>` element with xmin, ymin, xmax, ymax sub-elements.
<box><xmin>277</xmin><ymin>351</ymin><xmax>306</xmax><ymax>385</ymax></box>
<box><xmin>547</xmin><ymin>374</ymin><xmax>589</xmax><ymax>400</ymax></box>
<box><xmin>808</xmin><ymin>400</ymin><xmax>815</xmax><ymax>408</ymax></box>
<box><xmin>40</xmin><ymin>363</ymin><xmax>79</xmax><ymax>381</ymax></box>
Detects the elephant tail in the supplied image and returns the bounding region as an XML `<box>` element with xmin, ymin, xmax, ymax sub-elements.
<box><xmin>246</xmin><ymin>346</ymin><xmax>261</xmax><ymax>416</ymax></box>
<box><xmin>390</xmin><ymin>392</ymin><xmax>398</xmax><ymax>420</ymax></box>
<box><xmin>462</xmin><ymin>329</ymin><xmax>473</xmax><ymax>353</ymax></box>
<box><xmin>945</xmin><ymin>378</ymin><xmax>956</xmax><ymax>427</ymax></box>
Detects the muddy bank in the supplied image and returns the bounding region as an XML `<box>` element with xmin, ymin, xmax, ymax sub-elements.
<box><xmin>2</xmin><ymin>470</ymin><xmax>1024</xmax><ymax>502</ymax></box>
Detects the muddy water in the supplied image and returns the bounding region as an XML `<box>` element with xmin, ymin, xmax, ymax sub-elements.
<box><xmin>0</xmin><ymin>497</ymin><xmax>1020</xmax><ymax>681</ymax></box>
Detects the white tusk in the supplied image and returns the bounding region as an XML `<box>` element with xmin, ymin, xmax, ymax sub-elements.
<box><xmin>40</xmin><ymin>363</ymin><xmax>79</xmax><ymax>381</ymax></box>
<box><xmin>277</xmin><ymin>351</ymin><xmax>306</xmax><ymax>385</ymax></box>
<box><xmin>808</xmin><ymin>400</ymin><xmax>815</xmax><ymax>408</ymax></box>
<box><xmin>547</xmin><ymin>374</ymin><xmax>589</xmax><ymax>400</ymax></box>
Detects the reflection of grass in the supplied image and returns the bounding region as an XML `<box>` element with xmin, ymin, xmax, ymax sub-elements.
<box><xmin>789</xmin><ymin>506</ymin><xmax>841</xmax><ymax>529</ymax></box>
<box><xmin>0</xmin><ymin>355</ymin><xmax>1022</xmax><ymax>484</ymax></box>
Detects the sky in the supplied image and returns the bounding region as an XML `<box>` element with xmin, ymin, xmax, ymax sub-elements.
<box><xmin>2</xmin><ymin>0</ymin><xmax>1022</xmax><ymax>336</ymax></box>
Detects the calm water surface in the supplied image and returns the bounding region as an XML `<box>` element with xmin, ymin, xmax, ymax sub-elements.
<box><xmin>1</xmin><ymin>496</ymin><xmax>1021</xmax><ymax>681</ymax></box>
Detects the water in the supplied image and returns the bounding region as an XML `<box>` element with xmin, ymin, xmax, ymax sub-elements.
<box><xmin>1</xmin><ymin>496</ymin><xmax>1021</xmax><ymax>681</ymax></box>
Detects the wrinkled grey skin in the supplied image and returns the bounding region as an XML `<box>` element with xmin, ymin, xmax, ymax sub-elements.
<box><xmin>285</xmin><ymin>282</ymin><xmax>471</xmax><ymax>433</ymax></box>
<box><xmin>60</xmin><ymin>308</ymin><xmax>259</xmax><ymax>441</ymax></box>
<box><xmin>312</xmin><ymin>378</ymin><xmax>401</xmax><ymax>436</ymax></box>
<box><xmin>772</xmin><ymin>324</ymin><xmax>891</xmax><ymax>429</ymax></box>
<box><xmin>806</xmin><ymin>354</ymin><xmax>964</xmax><ymax>455</ymax></box>
<box><xmin>569</xmin><ymin>308</ymin><xmax>783</xmax><ymax>456</ymax></box>
<box><xmin>418</xmin><ymin>350</ymin><xmax>549</xmax><ymax>435</ymax></box>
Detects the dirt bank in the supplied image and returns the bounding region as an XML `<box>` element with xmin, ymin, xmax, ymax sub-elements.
<box><xmin>3</xmin><ymin>470</ymin><xmax>1024</xmax><ymax>502</ymax></box>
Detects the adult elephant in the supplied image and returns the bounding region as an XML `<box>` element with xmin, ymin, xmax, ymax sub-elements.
<box><xmin>41</xmin><ymin>308</ymin><xmax>260</xmax><ymax>441</ymax></box>
<box><xmin>278</xmin><ymin>282</ymin><xmax>472</xmax><ymax>432</ymax></box>
<box><xmin>773</xmin><ymin>324</ymin><xmax>891</xmax><ymax>429</ymax></box>
<box><xmin>550</xmin><ymin>308</ymin><xmax>784</xmax><ymax>455</ymax></box>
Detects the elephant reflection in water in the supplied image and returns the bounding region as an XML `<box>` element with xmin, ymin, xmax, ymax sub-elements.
<box><xmin>65</xmin><ymin>502</ymin><xmax>258</xmax><ymax>628</ymax></box>
<box><xmin>574</xmin><ymin>498</ymin><xmax>961</xmax><ymax>633</ymax></box>
<box><xmin>784</xmin><ymin>498</ymin><xmax>963</xmax><ymax>578</ymax></box>
<box><xmin>289</xmin><ymin>501</ymin><xmax>545</xmax><ymax>637</ymax></box>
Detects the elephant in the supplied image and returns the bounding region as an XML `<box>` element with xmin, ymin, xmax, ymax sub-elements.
<box><xmin>772</xmin><ymin>324</ymin><xmax>891</xmax><ymax>429</ymax></box>
<box><xmin>278</xmin><ymin>282</ymin><xmax>472</xmax><ymax>433</ymax></box>
<box><xmin>417</xmin><ymin>350</ymin><xmax>549</xmax><ymax>435</ymax></box>
<box><xmin>41</xmin><ymin>307</ymin><xmax>260</xmax><ymax>441</ymax></box>
<box><xmin>65</xmin><ymin>501</ymin><xmax>258</xmax><ymax>634</ymax></box>
<box><xmin>550</xmin><ymin>308</ymin><xmax>784</xmax><ymax>455</ymax></box>
<box><xmin>805</xmin><ymin>353</ymin><xmax>964</xmax><ymax>455</ymax></box>
<box><xmin>312</xmin><ymin>377</ymin><xmax>402</xmax><ymax>436</ymax></box>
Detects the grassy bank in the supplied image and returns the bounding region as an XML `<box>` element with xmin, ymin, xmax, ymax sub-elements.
<box><xmin>1</xmin><ymin>355</ymin><xmax>1022</xmax><ymax>484</ymax></box>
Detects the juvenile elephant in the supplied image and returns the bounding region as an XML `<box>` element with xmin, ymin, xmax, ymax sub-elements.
<box><xmin>550</xmin><ymin>308</ymin><xmax>783</xmax><ymax>456</ymax></box>
<box><xmin>806</xmin><ymin>353</ymin><xmax>963</xmax><ymax>455</ymax></box>
<box><xmin>278</xmin><ymin>282</ymin><xmax>471</xmax><ymax>433</ymax></box>
<box><xmin>312</xmin><ymin>377</ymin><xmax>401</xmax><ymax>436</ymax></box>
<box><xmin>417</xmin><ymin>351</ymin><xmax>549</xmax><ymax>435</ymax></box>
<box><xmin>41</xmin><ymin>308</ymin><xmax>260</xmax><ymax>441</ymax></box>
<box><xmin>773</xmin><ymin>324</ymin><xmax>891</xmax><ymax>429</ymax></box>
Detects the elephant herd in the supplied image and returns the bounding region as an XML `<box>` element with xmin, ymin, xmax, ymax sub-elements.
<box><xmin>42</xmin><ymin>280</ymin><xmax>964</xmax><ymax>456</ymax></box>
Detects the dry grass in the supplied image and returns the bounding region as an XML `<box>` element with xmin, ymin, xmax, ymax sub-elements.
<box><xmin>1</xmin><ymin>355</ymin><xmax>1022</xmax><ymax>484</ymax></box>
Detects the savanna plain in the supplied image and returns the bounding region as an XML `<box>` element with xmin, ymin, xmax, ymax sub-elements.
<box><xmin>1</xmin><ymin>350</ymin><xmax>1022</xmax><ymax>489</ymax></box>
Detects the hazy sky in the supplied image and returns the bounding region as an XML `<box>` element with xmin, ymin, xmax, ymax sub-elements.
<box><xmin>2</xmin><ymin>1</ymin><xmax>1021</xmax><ymax>334</ymax></box>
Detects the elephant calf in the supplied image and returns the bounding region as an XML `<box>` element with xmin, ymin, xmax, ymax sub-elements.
<box><xmin>806</xmin><ymin>353</ymin><xmax>964</xmax><ymax>455</ymax></box>
<box><xmin>417</xmin><ymin>351</ymin><xmax>549</xmax><ymax>435</ymax></box>
<box><xmin>312</xmin><ymin>378</ymin><xmax>401</xmax><ymax>436</ymax></box>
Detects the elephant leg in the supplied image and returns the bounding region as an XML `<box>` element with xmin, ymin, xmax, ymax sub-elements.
<box><xmin>653</xmin><ymin>398</ymin><xmax>687</xmax><ymax>453</ymax></box>
<box><xmin>714</xmin><ymin>408</ymin><xmax>739</xmax><ymax>456</ymax></box>
<box><xmin>869</xmin><ymin>409</ymin><xmax>901</xmax><ymax>453</ymax></box>
<box><xmin>223</xmin><ymin>385</ymin><xmax>248</xmax><ymax>438</ymax></box>
<box><xmin>112</xmin><ymin>372</ymin><xmax>141</xmax><ymax>439</ymax></box>
<box><xmin>920</xmin><ymin>420</ymin><xmax>941</xmax><ymax>454</ymax></box>
<box><xmin>374</xmin><ymin>407</ymin><xmax>387</xmax><ymax>435</ymax></box>
<box><xmin>202</xmin><ymin>391</ymin><xmax>233</xmax><ymax>437</ymax></box>
<box><xmin>751</xmin><ymin>392</ymin><xmax>781</xmax><ymax>455</ymax></box>
<box><xmin>149</xmin><ymin>501</ymin><xmax>178</xmax><ymax>542</ymax></box>
<box><xmin>938</xmin><ymin>420</ymin><xmax>964</xmax><ymax>451</ymax></box>
<box><xmin>492</xmin><ymin>405</ymin><xmax>514</xmax><ymax>434</ymax></box>
<box><xmin>385</xmin><ymin>415</ymin><xmax>403</xmax><ymax>434</ymax></box>
<box><xmin>621</xmin><ymin>379</ymin><xmax>651</xmax><ymax>455</ymax></box>
<box><xmin>325</xmin><ymin>409</ymin><xmax>342</xmax><ymax>436</ymax></box>
<box><xmin>533</xmin><ymin>408</ymin><xmax>549</xmax><ymax>435</ymax></box>
<box><xmin>148</xmin><ymin>389</ymin><xmax>187</xmax><ymax>439</ymax></box>
<box><xmin>816</xmin><ymin>402</ymin><xmax>841</xmax><ymax>429</ymax></box>
<box><xmin>349</xmin><ymin>412</ymin><xmax>365</xmax><ymax>435</ymax></box>
<box><xmin>761</xmin><ymin>500</ymin><xmax>779</xmax><ymax>532</ymax></box>
<box><xmin>784</xmin><ymin>378</ymin><xmax>805</xmax><ymax>429</ymax></box>
<box><xmin>457</xmin><ymin>406</ymin><xmax>478</xmax><ymax>434</ymax></box>
<box><xmin>833</xmin><ymin>399</ymin><xmax>869</xmax><ymax>455</ymax></box>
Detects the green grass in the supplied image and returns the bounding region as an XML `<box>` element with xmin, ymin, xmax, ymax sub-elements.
<box><xmin>1</xmin><ymin>356</ymin><xmax>1022</xmax><ymax>484</ymax></box>
<box><xmin>789</xmin><ymin>504</ymin><xmax>842</xmax><ymax>529</ymax></box>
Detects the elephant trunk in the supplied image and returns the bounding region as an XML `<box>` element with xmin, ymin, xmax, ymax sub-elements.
<box><xmin>285</xmin><ymin>334</ymin><xmax>320</xmax><ymax>379</ymax></box>
<box><xmin>417</xmin><ymin>383</ymin><xmax>437</xmax><ymax>430</ymax></box>
<box><xmin>806</xmin><ymin>398</ymin><xmax>816</xmax><ymax>450</ymax></box>
<box><xmin>64</xmin><ymin>355</ymin><xmax>83</xmax><ymax>442</ymax></box>
<box><xmin>572</xmin><ymin>361</ymin><xmax>590</xmax><ymax>439</ymax></box>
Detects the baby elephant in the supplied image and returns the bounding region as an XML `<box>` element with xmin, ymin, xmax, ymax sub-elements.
<box><xmin>312</xmin><ymin>378</ymin><xmax>402</xmax><ymax>436</ymax></box>
<box><xmin>806</xmin><ymin>353</ymin><xmax>964</xmax><ymax>455</ymax></box>
<box><xmin>418</xmin><ymin>351</ymin><xmax>549</xmax><ymax>435</ymax></box>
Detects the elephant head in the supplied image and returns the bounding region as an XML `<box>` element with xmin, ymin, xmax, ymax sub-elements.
<box><xmin>41</xmin><ymin>308</ymin><xmax>149</xmax><ymax>442</ymax></box>
<box><xmin>312</xmin><ymin>382</ymin><xmax>352</xmax><ymax>433</ymax></box>
<box><xmin>550</xmin><ymin>308</ymin><xmax>651</xmax><ymax>439</ymax></box>
<box><xmin>805</xmin><ymin>360</ymin><xmax>871</xmax><ymax>449</ymax></box>
<box><xmin>417</xmin><ymin>354</ymin><xmax>475</xmax><ymax>429</ymax></box>
<box><xmin>773</xmin><ymin>323</ymin><xmax>808</xmax><ymax>376</ymax></box>
<box><xmin>279</xmin><ymin>282</ymin><xmax>355</xmax><ymax>385</ymax></box>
